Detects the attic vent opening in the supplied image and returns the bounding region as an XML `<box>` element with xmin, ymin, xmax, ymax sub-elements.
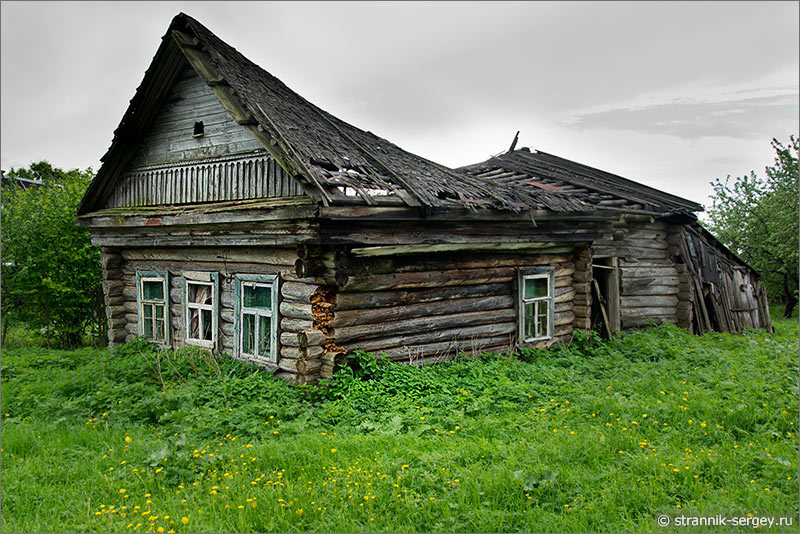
<box><xmin>193</xmin><ymin>121</ymin><xmax>204</xmax><ymax>138</ymax></box>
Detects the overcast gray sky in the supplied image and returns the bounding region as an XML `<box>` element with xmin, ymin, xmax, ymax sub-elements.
<box><xmin>2</xmin><ymin>1</ymin><xmax>798</xmax><ymax>208</ymax></box>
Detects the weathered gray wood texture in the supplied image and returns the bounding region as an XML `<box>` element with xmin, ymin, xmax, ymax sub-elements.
<box><xmin>322</xmin><ymin>248</ymin><xmax>586</xmax><ymax>365</ymax></box>
<box><xmin>593</xmin><ymin>221</ymin><xmax>681</xmax><ymax>330</ymax></box>
<box><xmin>678</xmin><ymin>226</ymin><xmax>771</xmax><ymax>333</ymax></box>
<box><xmin>108</xmin><ymin>62</ymin><xmax>303</xmax><ymax>208</ymax></box>
<box><xmin>111</xmin><ymin>247</ymin><xmax>296</xmax><ymax>360</ymax></box>
<box><xmin>128</xmin><ymin>62</ymin><xmax>263</xmax><ymax>167</ymax></box>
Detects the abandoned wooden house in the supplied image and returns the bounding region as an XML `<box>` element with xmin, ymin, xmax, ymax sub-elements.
<box><xmin>77</xmin><ymin>13</ymin><xmax>772</xmax><ymax>383</ymax></box>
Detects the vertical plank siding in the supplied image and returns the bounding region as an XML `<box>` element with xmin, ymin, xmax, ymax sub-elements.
<box><xmin>127</xmin><ymin>62</ymin><xmax>264</xmax><ymax>168</ymax></box>
<box><xmin>109</xmin><ymin>154</ymin><xmax>303</xmax><ymax>208</ymax></box>
<box><xmin>679</xmin><ymin>226</ymin><xmax>771</xmax><ymax>333</ymax></box>
<box><xmin>107</xmin><ymin>61</ymin><xmax>305</xmax><ymax>208</ymax></box>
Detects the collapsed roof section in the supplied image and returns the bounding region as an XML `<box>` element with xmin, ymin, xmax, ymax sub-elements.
<box><xmin>459</xmin><ymin>148</ymin><xmax>703</xmax><ymax>217</ymax></box>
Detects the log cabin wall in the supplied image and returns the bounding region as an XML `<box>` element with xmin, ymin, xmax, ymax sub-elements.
<box><xmin>593</xmin><ymin>220</ymin><xmax>681</xmax><ymax>330</ymax></box>
<box><xmin>100</xmin><ymin>245</ymin><xmax>335</xmax><ymax>384</ymax></box>
<box><xmin>325</xmin><ymin>248</ymin><xmax>589</xmax><ymax>366</ymax></box>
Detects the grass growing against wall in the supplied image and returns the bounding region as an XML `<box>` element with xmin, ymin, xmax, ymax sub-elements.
<box><xmin>1</xmin><ymin>318</ymin><xmax>798</xmax><ymax>533</ymax></box>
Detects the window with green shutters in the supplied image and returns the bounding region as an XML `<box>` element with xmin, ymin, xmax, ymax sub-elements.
<box><xmin>136</xmin><ymin>271</ymin><xmax>170</xmax><ymax>345</ymax></box>
<box><xmin>518</xmin><ymin>267</ymin><xmax>555</xmax><ymax>343</ymax></box>
<box><xmin>234</xmin><ymin>274</ymin><xmax>279</xmax><ymax>363</ymax></box>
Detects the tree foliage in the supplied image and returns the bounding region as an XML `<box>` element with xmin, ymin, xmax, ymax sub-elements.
<box><xmin>707</xmin><ymin>137</ymin><xmax>799</xmax><ymax>318</ymax></box>
<box><xmin>1</xmin><ymin>161</ymin><xmax>101</xmax><ymax>346</ymax></box>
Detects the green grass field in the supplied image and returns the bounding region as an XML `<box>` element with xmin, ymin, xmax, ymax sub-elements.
<box><xmin>1</xmin><ymin>317</ymin><xmax>798</xmax><ymax>533</ymax></box>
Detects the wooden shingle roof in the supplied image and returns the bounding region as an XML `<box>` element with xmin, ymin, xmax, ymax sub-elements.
<box><xmin>80</xmin><ymin>13</ymin><xmax>589</xmax><ymax>215</ymax></box>
<box><xmin>79</xmin><ymin>13</ymin><xmax>702</xmax><ymax>218</ymax></box>
<box><xmin>459</xmin><ymin>148</ymin><xmax>703</xmax><ymax>216</ymax></box>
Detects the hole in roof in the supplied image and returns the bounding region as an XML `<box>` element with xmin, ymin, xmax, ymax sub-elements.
<box><xmin>193</xmin><ymin>121</ymin><xmax>204</xmax><ymax>138</ymax></box>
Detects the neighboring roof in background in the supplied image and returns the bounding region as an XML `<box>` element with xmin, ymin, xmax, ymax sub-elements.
<box><xmin>1</xmin><ymin>171</ymin><xmax>44</xmax><ymax>190</ymax></box>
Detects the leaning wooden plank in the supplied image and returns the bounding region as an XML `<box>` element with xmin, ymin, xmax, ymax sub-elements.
<box><xmin>331</xmin><ymin>295</ymin><xmax>514</xmax><ymax>328</ymax></box>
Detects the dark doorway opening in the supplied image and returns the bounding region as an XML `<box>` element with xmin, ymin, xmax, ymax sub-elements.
<box><xmin>591</xmin><ymin>257</ymin><xmax>620</xmax><ymax>338</ymax></box>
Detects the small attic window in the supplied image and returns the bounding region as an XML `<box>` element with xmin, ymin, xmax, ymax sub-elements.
<box><xmin>193</xmin><ymin>121</ymin><xmax>204</xmax><ymax>138</ymax></box>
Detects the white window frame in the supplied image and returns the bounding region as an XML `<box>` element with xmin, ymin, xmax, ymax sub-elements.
<box><xmin>183</xmin><ymin>272</ymin><xmax>219</xmax><ymax>349</ymax></box>
<box><xmin>136</xmin><ymin>270</ymin><xmax>170</xmax><ymax>346</ymax></box>
<box><xmin>518</xmin><ymin>267</ymin><xmax>555</xmax><ymax>343</ymax></box>
<box><xmin>234</xmin><ymin>274</ymin><xmax>279</xmax><ymax>363</ymax></box>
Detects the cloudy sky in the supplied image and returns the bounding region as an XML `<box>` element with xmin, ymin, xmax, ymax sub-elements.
<box><xmin>1</xmin><ymin>1</ymin><xmax>797</xmax><ymax>209</ymax></box>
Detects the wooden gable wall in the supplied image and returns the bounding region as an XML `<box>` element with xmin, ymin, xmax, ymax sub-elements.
<box><xmin>106</xmin><ymin>61</ymin><xmax>304</xmax><ymax>209</ymax></box>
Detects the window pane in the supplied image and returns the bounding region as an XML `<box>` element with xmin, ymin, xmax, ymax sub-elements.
<box><xmin>143</xmin><ymin>280</ymin><xmax>164</xmax><ymax>300</ymax></box>
<box><xmin>258</xmin><ymin>315</ymin><xmax>271</xmax><ymax>356</ymax></box>
<box><xmin>242</xmin><ymin>313</ymin><xmax>255</xmax><ymax>355</ymax></box>
<box><xmin>524</xmin><ymin>302</ymin><xmax>536</xmax><ymax>339</ymax></box>
<box><xmin>188</xmin><ymin>283</ymin><xmax>212</xmax><ymax>305</ymax></box>
<box><xmin>244</xmin><ymin>285</ymin><xmax>270</xmax><ymax>309</ymax></box>
<box><xmin>155</xmin><ymin>317</ymin><xmax>165</xmax><ymax>341</ymax></box>
<box><xmin>143</xmin><ymin>305</ymin><xmax>154</xmax><ymax>339</ymax></box>
<box><xmin>524</xmin><ymin>277</ymin><xmax>548</xmax><ymax>299</ymax></box>
<box><xmin>537</xmin><ymin>304</ymin><xmax>548</xmax><ymax>338</ymax></box>
<box><xmin>189</xmin><ymin>308</ymin><xmax>200</xmax><ymax>339</ymax></box>
<box><xmin>201</xmin><ymin>309</ymin><xmax>212</xmax><ymax>340</ymax></box>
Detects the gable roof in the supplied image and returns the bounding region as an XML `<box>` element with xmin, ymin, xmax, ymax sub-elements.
<box><xmin>459</xmin><ymin>148</ymin><xmax>703</xmax><ymax>215</ymax></box>
<box><xmin>79</xmin><ymin>13</ymin><xmax>590</xmax><ymax>216</ymax></box>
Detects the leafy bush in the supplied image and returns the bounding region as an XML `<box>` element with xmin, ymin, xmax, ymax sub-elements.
<box><xmin>1</xmin><ymin>161</ymin><xmax>101</xmax><ymax>346</ymax></box>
